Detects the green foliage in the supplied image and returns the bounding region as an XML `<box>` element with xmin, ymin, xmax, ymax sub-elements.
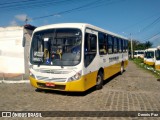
<box><xmin>128</xmin><ymin>40</ymin><xmax>153</xmax><ymax>53</ymax></box>
<box><xmin>145</xmin><ymin>41</ymin><xmax>153</xmax><ymax>49</ymax></box>
<box><xmin>132</xmin><ymin>58</ymin><xmax>160</xmax><ymax>78</ymax></box>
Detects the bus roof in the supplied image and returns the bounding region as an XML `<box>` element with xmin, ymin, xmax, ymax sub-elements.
<box><xmin>157</xmin><ymin>46</ymin><xmax>160</xmax><ymax>49</ymax></box>
<box><xmin>145</xmin><ymin>48</ymin><xmax>157</xmax><ymax>51</ymax></box>
<box><xmin>34</xmin><ymin>23</ymin><xmax>128</xmax><ymax>40</ymax></box>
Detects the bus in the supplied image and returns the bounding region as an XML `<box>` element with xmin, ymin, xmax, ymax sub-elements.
<box><xmin>29</xmin><ymin>23</ymin><xmax>129</xmax><ymax>92</ymax></box>
<box><xmin>144</xmin><ymin>49</ymin><xmax>147</xmax><ymax>64</ymax></box>
<box><xmin>155</xmin><ymin>46</ymin><xmax>160</xmax><ymax>70</ymax></box>
<box><xmin>144</xmin><ymin>48</ymin><xmax>156</xmax><ymax>66</ymax></box>
<box><xmin>134</xmin><ymin>50</ymin><xmax>144</xmax><ymax>58</ymax></box>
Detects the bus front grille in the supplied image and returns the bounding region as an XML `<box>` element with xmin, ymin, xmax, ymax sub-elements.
<box><xmin>36</xmin><ymin>76</ymin><xmax>66</xmax><ymax>82</ymax></box>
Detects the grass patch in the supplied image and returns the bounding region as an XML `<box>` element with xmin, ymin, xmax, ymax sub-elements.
<box><xmin>131</xmin><ymin>58</ymin><xmax>160</xmax><ymax>78</ymax></box>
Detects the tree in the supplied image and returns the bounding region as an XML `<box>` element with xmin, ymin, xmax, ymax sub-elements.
<box><xmin>128</xmin><ymin>40</ymin><xmax>153</xmax><ymax>50</ymax></box>
<box><xmin>145</xmin><ymin>41</ymin><xmax>153</xmax><ymax>49</ymax></box>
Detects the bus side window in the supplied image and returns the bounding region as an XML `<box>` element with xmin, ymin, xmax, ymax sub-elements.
<box><xmin>121</xmin><ymin>39</ymin><xmax>124</xmax><ymax>52</ymax></box>
<box><xmin>123</xmin><ymin>39</ymin><xmax>128</xmax><ymax>52</ymax></box>
<box><xmin>125</xmin><ymin>40</ymin><xmax>128</xmax><ymax>52</ymax></box>
<box><xmin>84</xmin><ymin>33</ymin><xmax>97</xmax><ymax>67</ymax></box>
<box><xmin>113</xmin><ymin>37</ymin><xmax>118</xmax><ymax>53</ymax></box>
<box><xmin>107</xmin><ymin>35</ymin><xmax>113</xmax><ymax>54</ymax></box>
<box><xmin>123</xmin><ymin>39</ymin><xmax>125</xmax><ymax>52</ymax></box>
<box><xmin>118</xmin><ymin>39</ymin><xmax>122</xmax><ymax>53</ymax></box>
<box><xmin>98</xmin><ymin>32</ymin><xmax>107</xmax><ymax>55</ymax></box>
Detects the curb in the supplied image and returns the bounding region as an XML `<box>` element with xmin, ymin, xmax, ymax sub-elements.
<box><xmin>0</xmin><ymin>80</ymin><xmax>30</xmax><ymax>84</ymax></box>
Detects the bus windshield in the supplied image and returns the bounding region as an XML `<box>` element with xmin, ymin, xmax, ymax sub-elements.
<box><xmin>138</xmin><ymin>52</ymin><xmax>144</xmax><ymax>54</ymax></box>
<box><xmin>146</xmin><ymin>51</ymin><xmax>154</xmax><ymax>58</ymax></box>
<box><xmin>30</xmin><ymin>28</ymin><xmax>82</xmax><ymax>66</ymax></box>
<box><xmin>156</xmin><ymin>50</ymin><xmax>160</xmax><ymax>60</ymax></box>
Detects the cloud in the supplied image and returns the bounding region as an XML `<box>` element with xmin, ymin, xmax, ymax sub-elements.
<box><xmin>8</xmin><ymin>14</ymin><xmax>32</xmax><ymax>26</ymax></box>
<box><xmin>15</xmin><ymin>14</ymin><xmax>27</xmax><ymax>22</ymax></box>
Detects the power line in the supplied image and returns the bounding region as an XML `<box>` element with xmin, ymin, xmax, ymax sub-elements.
<box><xmin>32</xmin><ymin>0</ymin><xmax>104</xmax><ymax>20</ymax></box>
<box><xmin>0</xmin><ymin>0</ymin><xmax>33</xmax><ymax>6</ymax></box>
<box><xmin>120</xmin><ymin>11</ymin><xmax>160</xmax><ymax>32</ymax></box>
<box><xmin>32</xmin><ymin>0</ymin><xmax>122</xmax><ymax>20</ymax></box>
<box><xmin>139</xmin><ymin>16</ymin><xmax>160</xmax><ymax>33</ymax></box>
<box><xmin>144</xmin><ymin>31</ymin><xmax>160</xmax><ymax>41</ymax></box>
<box><xmin>0</xmin><ymin>0</ymin><xmax>72</xmax><ymax>9</ymax></box>
<box><xmin>0</xmin><ymin>0</ymin><xmax>81</xmax><ymax>13</ymax></box>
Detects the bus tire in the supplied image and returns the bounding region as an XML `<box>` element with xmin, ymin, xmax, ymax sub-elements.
<box><xmin>96</xmin><ymin>72</ymin><xmax>103</xmax><ymax>90</ymax></box>
<box><xmin>120</xmin><ymin>62</ymin><xmax>124</xmax><ymax>75</ymax></box>
<box><xmin>35</xmin><ymin>88</ymin><xmax>44</xmax><ymax>92</ymax></box>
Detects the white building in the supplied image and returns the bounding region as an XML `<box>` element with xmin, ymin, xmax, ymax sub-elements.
<box><xmin>0</xmin><ymin>25</ymin><xmax>36</xmax><ymax>80</ymax></box>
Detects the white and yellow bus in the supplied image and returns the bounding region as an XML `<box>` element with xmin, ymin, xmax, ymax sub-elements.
<box><xmin>144</xmin><ymin>48</ymin><xmax>156</xmax><ymax>66</ymax></box>
<box><xmin>155</xmin><ymin>46</ymin><xmax>160</xmax><ymax>70</ymax></box>
<box><xmin>134</xmin><ymin>50</ymin><xmax>144</xmax><ymax>58</ymax></box>
<box><xmin>144</xmin><ymin>49</ymin><xmax>147</xmax><ymax>64</ymax></box>
<box><xmin>29</xmin><ymin>23</ymin><xmax>128</xmax><ymax>92</ymax></box>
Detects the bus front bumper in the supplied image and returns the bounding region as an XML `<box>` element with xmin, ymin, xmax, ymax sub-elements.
<box><xmin>29</xmin><ymin>76</ymin><xmax>86</xmax><ymax>92</ymax></box>
<box><xmin>155</xmin><ymin>65</ymin><xmax>160</xmax><ymax>70</ymax></box>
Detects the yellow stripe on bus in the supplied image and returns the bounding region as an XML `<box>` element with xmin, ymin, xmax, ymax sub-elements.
<box><xmin>145</xmin><ymin>61</ymin><xmax>155</xmax><ymax>66</ymax></box>
<box><xmin>155</xmin><ymin>65</ymin><xmax>160</xmax><ymax>70</ymax></box>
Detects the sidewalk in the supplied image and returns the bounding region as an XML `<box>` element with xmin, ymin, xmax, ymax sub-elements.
<box><xmin>0</xmin><ymin>79</ymin><xmax>29</xmax><ymax>83</ymax></box>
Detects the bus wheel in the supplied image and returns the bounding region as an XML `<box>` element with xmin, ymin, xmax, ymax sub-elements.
<box><xmin>35</xmin><ymin>88</ymin><xmax>44</xmax><ymax>92</ymax></box>
<box><xmin>96</xmin><ymin>72</ymin><xmax>103</xmax><ymax>90</ymax></box>
<box><xmin>120</xmin><ymin>63</ymin><xmax>124</xmax><ymax>75</ymax></box>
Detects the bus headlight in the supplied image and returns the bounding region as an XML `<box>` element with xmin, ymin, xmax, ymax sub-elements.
<box><xmin>68</xmin><ymin>71</ymin><xmax>82</xmax><ymax>81</ymax></box>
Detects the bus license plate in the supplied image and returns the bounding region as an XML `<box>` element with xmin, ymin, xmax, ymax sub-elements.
<box><xmin>45</xmin><ymin>82</ymin><xmax>55</xmax><ymax>87</ymax></box>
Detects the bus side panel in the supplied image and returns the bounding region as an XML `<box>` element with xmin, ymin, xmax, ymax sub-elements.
<box><xmin>67</xmin><ymin>78</ymin><xmax>85</xmax><ymax>91</ymax></box>
<box><xmin>124</xmin><ymin>60</ymin><xmax>128</xmax><ymax>68</ymax></box>
<box><xmin>104</xmin><ymin>62</ymin><xmax>121</xmax><ymax>80</ymax></box>
<box><xmin>83</xmin><ymin>71</ymin><xmax>98</xmax><ymax>90</ymax></box>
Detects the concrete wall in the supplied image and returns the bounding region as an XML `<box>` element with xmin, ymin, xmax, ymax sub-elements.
<box><xmin>0</xmin><ymin>26</ymin><xmax>34</xmax><ymax>81</ymax></box>
<box><xmin>23</xmin><ymin>28</ymin><xmax>33</xmax><ymax>80</ymax></box>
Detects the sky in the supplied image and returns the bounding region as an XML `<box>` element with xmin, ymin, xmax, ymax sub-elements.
<box><xmin>0</xmin><ymin>0</ymin><xmax>160</xmax><ymax>47</ymax></box>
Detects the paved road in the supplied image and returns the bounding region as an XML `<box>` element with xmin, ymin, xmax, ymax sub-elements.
<box><xmin>0</xmin><ymin>61</ymin><xmax>160</xmax><ymax>120</ymax></box>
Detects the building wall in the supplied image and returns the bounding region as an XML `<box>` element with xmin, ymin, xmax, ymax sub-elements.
<box><xmin>0</xmin><ymin>26</ymin><xmax>24</xmax><ymax>74</ymax></box>
<box><xmin>0</xmin><ymin>26</ymin><xmax>34</xmax><ymax>80</ymax></box>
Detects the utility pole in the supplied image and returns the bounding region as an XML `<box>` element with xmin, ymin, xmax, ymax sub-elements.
<box><xmin>130</xmin><ymin>33</ymin><xmax>133</xmax><ymax>59</ymax></box>
<box><xmin>122</xmin><ymin>32</ymin><xmax>134</xmax><ymax>59</ymax></box>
